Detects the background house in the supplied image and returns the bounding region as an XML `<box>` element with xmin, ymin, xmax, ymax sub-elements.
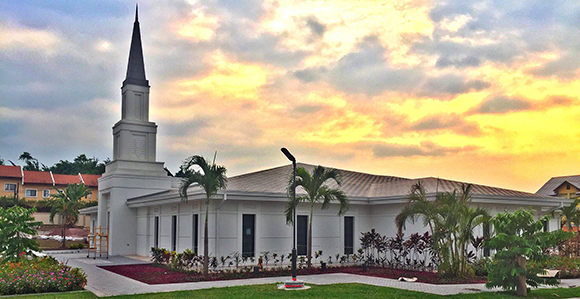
<box><xmin>0</xmin><ymin>164</ymin><xmax>99</xmax><ymax>226</ymax></box>
<box><xmin>537</xmin><ymin>175</ymin><xmax>580</xmax><ymax>199</ymax></box>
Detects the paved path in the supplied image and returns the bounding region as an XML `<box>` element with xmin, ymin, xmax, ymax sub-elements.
<box><xmin>49</xmin><ymin>252</ymin><xmax>580</xmax><ymax>297</ymax></box>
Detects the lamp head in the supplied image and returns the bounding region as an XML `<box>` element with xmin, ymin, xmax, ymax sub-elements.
<box><xmin>281</xmin><ymin>148</ymin><xmax>296</xmax><ymax>162</ymax></box>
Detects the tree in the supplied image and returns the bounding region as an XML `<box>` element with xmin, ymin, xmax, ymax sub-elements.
<box><xmin>49</xmin><ymin>183</ymin><xmax>91</xmax><ymax>248</ymax></box>
<box><xmin>396</xmin><ymin>183</ymin><xmax>488</xmax><ymax>278</ymax></box>
<box><xmin>18</xmin><ymin>152</ymin><xmax>48</xmax><ymax>171</ymax></box>
<box><xmin>0</xmin><ymin>156</ymin><xmax>4</xmax><ymax>165</ymax></box>
<box><xmin>49</xmin><ymin>154</ymin><xmax>108</xmax><ymax>175</ymax></box>
<box><xmin>285</xmin><ymin>166</ymin><xmax>349</xmax><ymax>268</ymax></box>
<box><xmin>485</xmin><ymin>209</ymin><xmax>572</xmax><ymax>296</ymax></box>
<box><xmin>560</xmin><ymin>198</ymin><xmax>580</xmax><ymax>231</ymax></box>
<box><xmin>0</xmin><ymin>206</ymin><xmax>42</xmax><ymax>261</ymax></box>
<box><xmin>178</xmin><ymin>154</ymin><xmax>227</xmax><ymax>275</ymax></box>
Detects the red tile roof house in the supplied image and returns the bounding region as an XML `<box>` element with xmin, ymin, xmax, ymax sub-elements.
<box><xmin>0</xmin><ymin>165</ymin><xmax>100</xmax><ymax>227</ymax></box>
<box><xmin>80</xmin><ymin>8</ymin><xmax>572</xmax><ymax>258</ymax></box>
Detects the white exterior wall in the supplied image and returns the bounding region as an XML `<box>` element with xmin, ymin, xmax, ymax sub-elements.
<box><xmin>130</xmin><ymin>196</ymin><xmax>564</xmax><ymax>258</ymax></box>
<box><xmin>137</xmin><ymin>198</ymin><xmax>372</xmax><ymax>259</ymax></box>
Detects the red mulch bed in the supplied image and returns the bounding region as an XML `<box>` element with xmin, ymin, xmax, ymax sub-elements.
<box><xmin>98</xmin><ymin>264</ymin><xmax>487</xmax><ymax>285</ymax></box>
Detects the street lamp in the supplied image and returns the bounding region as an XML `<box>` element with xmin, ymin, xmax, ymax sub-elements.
<box><xmin>281</xmin><ymin>147</ymin><xmax>304</xmax><ymax>288</ymax></box>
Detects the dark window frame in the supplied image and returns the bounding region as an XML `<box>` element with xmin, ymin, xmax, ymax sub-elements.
<box><xmin>344</xmin><ymin>216</ymin><xmax>354</xmax><ymax>255</ymax></box>
<box><xmin>171</xmin><ymin>215</ymin><xmax>177</xmax><ymax>252</ymax></box>
<box><xmin>154</xmin><ymin>216</ymin><xmax>159</xmax><ymax>248</ymax></box>
<box><xmin>297</xmin><ymin>215</ymin><xmax>308</xmax><ymax>256</ymax></box>
<box><xmin>192</xmin><ymin>214</ymin><xmax>199</xmax><ymax>254</ymax></box>
<box><xmin>242</xmin><ymin>214</ymin><xmax>255</xmax><ymax>257</ymax></box>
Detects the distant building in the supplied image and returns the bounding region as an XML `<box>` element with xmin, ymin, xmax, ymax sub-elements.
<box><xmin>0</xmin><ymin>165</ymin><xmax>100</xmax><ymax>201</ymax></box>
<box><xmin>0</xmin><ymin>165</ymin><xmax>100</xmax><ymax>226</ymax></box>
<box><xmin>536</xmin><ymin>175</ymin><xmax>580</xmax><ymax>199</ymax></box>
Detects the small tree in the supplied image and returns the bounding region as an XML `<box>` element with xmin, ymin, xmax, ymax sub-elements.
<box><xmin>0</xmin><ymin>206</ymin><xmax>42</xmax><ymax>261</ymax></box>
<box><xmin>285</xmin><ymin>165</ymin><xmax>349</xmax><ymax>268</ymax></box>
<box><xmin>560</xmin><ymin>198</ymin><xmax>580</xmax><ymax>231</ymax></box>
<box><xmin>49</xmin><ymin>183</ymin><xmax>91</xmax><ymax>248</ymax></box>
<box><xmin>485</xmin><ymin>209</ymin><xmax>572</xmax><ymax>296</ymax></box>
<box><xmin>396</xmin><ymin>183</ymin><xmax>488</xmax><ymax>277</ymax></box>
<box><xmin>178</xmin><ymin>154</ymin><xmax>227</xmax><ymax>276</ymax></box>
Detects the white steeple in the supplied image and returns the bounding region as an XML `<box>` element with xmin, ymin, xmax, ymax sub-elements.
<box><xmin>112</xmin><ymin>5</ymin><xmax>157</xmax><ymax>164</ymax></box>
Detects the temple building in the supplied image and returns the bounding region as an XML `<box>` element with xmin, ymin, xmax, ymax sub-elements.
<box><xmin>81</xmin><ymin>9</ymin><xmax>570</xmax><ymax>257</ymax></box>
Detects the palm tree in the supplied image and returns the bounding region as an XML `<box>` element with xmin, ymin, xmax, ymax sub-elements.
<box><xmin>285</xmin><ymin>165</ymin><xmax>349</xmax><ymax>268</ymax></box>
<box><xmin>50</xmin><ymin>183</ymin><xmax>91</xmax><ymax>248</ymax></box>
<box><xmin>178</xmin><ymin>154</ymin><xmax>227</xmax><ymax>276</ymax></box>
<box><xmin>396</xmin><ymin>182</ymin><xmax>488</xmax><ymax>277</ymax></box>
<box><xmin>18</xmin><ymin>152</ymin><xmax>47</xmax><ymax>171</ymax></box>
<box><xmin>561</xmin><ymin>198</ymin><xmax>580</xmax><ymax>231</ymax></box>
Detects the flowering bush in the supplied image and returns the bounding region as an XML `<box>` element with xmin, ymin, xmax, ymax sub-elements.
<box><xmin>0</xmin><ymin>256</ymin><xmax>87</xmax><ymax>295</ymax></box>
<box><xmin>531</xmin><ymin>255</ymin><xmax>580</xmax><ymax>278</ymax></box>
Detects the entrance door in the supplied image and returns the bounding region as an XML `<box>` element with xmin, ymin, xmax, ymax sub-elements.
<box><xmin>242</xmin><ymin>214</ymin><xmax>255</xmax><ymax>257</ymax></box>
<box><xmin>192</xmin><ymin>214</ymin><xmax>199</xmax><ymax>254</ymax></box>
<box><xmin>154</xmin><ymin>216</ymin><xmax>159</xmax><ymax>248</ymax></box>
<box><xmin>297</xmin><ymin>215</ymin><xmax>308</xmax><ymax>256</ymax></box>
<box><xmin>171</xmin><ymin>215</ymin><xmax>177</xmax><ymax>252</ymax></box>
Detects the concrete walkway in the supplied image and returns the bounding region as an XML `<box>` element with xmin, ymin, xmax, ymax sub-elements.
<box><xmin>49</xmin><ymin>252</ymin><xmax>580</xmax><ymax>297</ymax></box>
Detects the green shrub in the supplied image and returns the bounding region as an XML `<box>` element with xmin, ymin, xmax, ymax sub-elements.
<box><xmin>0</xmin><ymin>206</ymin><xmax>42</xmax><ymax>261</ymax></box>
<box><xmin>0</xmin><ymin>256</ymin><xmax>87</xmax><ymax>295</ymax></box>
<box><xmin>485</xmin><ymin>209</ymin><xmax>573</xmax><ymax>296</ymax></box>
<box><xmin>69</xmin><ymin>243</ymin><xmax>85</xmax><ymax>250</ymax></box>
<box><xmin>474</xmin><ymin>258</ymin><xmax>489</xmax><ymax>276</ymax></box>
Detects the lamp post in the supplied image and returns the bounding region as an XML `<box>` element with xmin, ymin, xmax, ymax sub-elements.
<box><xmin>281</xmin><ymin>147</ymin><xmax>303</xmax><ymax>288</ymax></box>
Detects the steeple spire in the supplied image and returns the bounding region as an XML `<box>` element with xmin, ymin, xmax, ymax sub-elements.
<box><xmin>123</xmin><ymin>4</ymin><xmax>148</xmax><ymax>87</ymax></box>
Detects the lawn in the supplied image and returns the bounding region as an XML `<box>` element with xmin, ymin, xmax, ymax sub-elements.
<box><xmin>10</xmin><ymin>283</ymin><xmax>580</xmax><ymax>299</ymax></box>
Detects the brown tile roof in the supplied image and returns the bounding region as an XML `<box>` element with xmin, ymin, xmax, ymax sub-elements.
<box><xmin>226</xmin><ymin>163</ymin><xmax>408</xmax><ymax>198</ymax></box>
<box><xmin>23</xmin><ymin>171</ymin><xmax>53</xmax><ymax>185</ymax></box>
<box><xmin>225</xmin><ymin>163</ymin><xmax>545</xmax><ymax>199</ymax></box>
<box><xmin>0</xmin><ymin>165</ymin><xmax>22</xmax><ymax>178</ymax></box>
<box><xmin>536</xmin><ymin>175</ymin><xmax>580</xmax><ymax>196</ymax></box>
<box><xmin>53</xmin><ymin>174</ymin><xmax>82</xmax><ymax>185</ymax></box>
<box><xmin>80</xmin><ymin>174</ymin><xmax>100</xmax><ymax>187</ymax></box>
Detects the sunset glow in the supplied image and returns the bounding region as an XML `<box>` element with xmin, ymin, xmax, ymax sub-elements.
<box><xmin>1</xmin><ymin>1</ymin><xmax>579</xmax><ymax>192</ymax></box>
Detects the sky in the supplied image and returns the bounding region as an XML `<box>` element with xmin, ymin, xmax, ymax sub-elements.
<box><xmin>1</xmin><ymin>0</ymin><xmax>580</xmax><ymax>193</ymax></box>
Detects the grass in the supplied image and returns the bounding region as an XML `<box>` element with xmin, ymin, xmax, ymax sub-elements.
<box><xmin>8</xmin><ymin>283</ymin><xmax>580</xmax><ymax>299</ymax></box>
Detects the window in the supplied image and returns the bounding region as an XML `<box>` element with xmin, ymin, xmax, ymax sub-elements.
<box><xmin>4</xmin><ymin>183</ymin><xmax>16</xmax><ymax>192</ymax></box>
<box><xmin>171</xmin><ymin>215</ymin><xmax>178</xmax><ymax>252</ymax></box>
<box><xmin>25</xmin><ymin>189</ymin><xmax>37</xmax><ymax>197</ymax></box>
<box><xmin>543</xmin><ymin>220</ymin><xmax>549</xmax><ymax>232</ymax></box>
<box><xmin>242</xmin><ymin>214</ymin><xmax>255</xmax><ymax>257</ymax></box>
<box><xmin>567</xmin><ymin>184</ymin><xmax>571</xmax><ymax>190</ymax></box>
<box><xmin>43</xmin><ymin>189</ymin><xmax>50</xmax><ymax>198</ymax></box>
<box><xmin>154</xmin><ymin>216</ymin><xmax>160</xmax><ymax>248</ymax></box>
<box><xmin>483</xmin><ymin>222</ymin><xmax>490</xmax><ymax>257</ymax></box>
<box><xmin>88</xmin><ymin>193</ymin><xmax>92</xmax><ymax>199</ymax></box>
<box><xmin>297</xmin><ymin>215</ymin><xmax>308</xmax><ymax>256</ymax></box>
<box><xmin>344</xmin><ymin>216</ymin><xmax>354</xmax><ymax>255</ymax></box>
<box><xmin>192</xmin><ymin>214</ymin><xmax>199</xmax><ymax>254</ymax></box>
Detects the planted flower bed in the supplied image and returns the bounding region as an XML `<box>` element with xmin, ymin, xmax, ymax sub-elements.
<box><xmin>0</xmin><ymin>256</ymin><xmax>87</xmax><ymax>295</ymax></box>
<box><xmin>99</xmin><ymin>263</ymin><xmax>487</xmax><ymax>285</ymax></box>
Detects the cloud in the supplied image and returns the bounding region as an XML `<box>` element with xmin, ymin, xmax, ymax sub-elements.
<box><xmin>529</xmin><ymin>54</ymin><xmax>580</xmax><ymax>79</ymax></box>
<box><xmin>213</xmin><ymin>0</ymin><xmax>265</xmax><ymax>20</ymax></box>
<box><xmin>292</xmin><ymin>66</ymin><xmax>326</xmax><ymax>83</ymax></box>
<box><xmin>291</xmin><ymin>104</ymin><xmax>324</xmax><ymax>115</ymax></box>
<box><xmin>371</xmin><ymin>141</ymin><xmax>478</xmax><ymax>158</ymax></box>
<box><xmin>327</xmin><ymin>37</ymin><xmax>422</xmax><ymax>95</ymax></box>
<box><xmin>435</xmin><ymin>55</ymin><xmax>481</xmax><ymax>68</ymax></box>
<box><xmin>218</xmin><ymin>22</ymin><xmax>308</xmax><ymax>67</ymax></box>
<box><xmin>470</xmin><ymin>95</ymin><xmax>532</xmax><ymax>114</ymax></box>
<box><xmin>306</xmin><ymin>16</ymin><xmax>326</xmax><ymax>37</ymax></box>
<box><xmin>409</xmin><ymin>115</ymin><xmax>461</xmax><ymax>131</ymax></box>
<box><xmin>418</xmin><ymin>75</ymin><xmax>490</xmax><ymax>97</ymax></box>
<box><xmin>408</xmin><ymin>114</ymin><xmax>482</xmax><ymax>136</ymax></box>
